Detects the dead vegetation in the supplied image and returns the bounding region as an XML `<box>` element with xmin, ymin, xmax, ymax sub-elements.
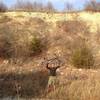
<box><xmin>0</xmin><ymin>12</ymin><xmax>100</xmax><ymax>100</ymax></box>
<box><xmin>45</xmin><ymin>67</ymin><xmax>100</xmax><ymax>100</ymax></box>
<box><xmin>0</xmin><ymin>70</ymin><xmax>49</xmax><ymax>98</ymax></box>
<box><xmin>84</xmin><ymin>0</ymin><xmax>100</xmax><ymax>12</ymax></box>
<box><xmin>71</xmin><ymin>42</ymin><xmax>94</xmax><ymax>69</ymax></box>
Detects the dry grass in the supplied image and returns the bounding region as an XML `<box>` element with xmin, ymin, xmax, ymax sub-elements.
<box><xmin>0</xmin><ymin>68</ymin><xmax>49</xmax><ymax>98</ymax></box>
<box><xmin>1</xmin><ymin>61</ymin><xmax>100</xmax><ymax>100</ymax></box>
<box><xmin>71</xmin><ymin>42</ymin><xmax>94</xmax><ymax>69</ymax></box>
<box><xmin>0</xmin><ymin>12</ymin><xmax>100</xmax><ymax>100</ymax></box>
<box><xmin>0</xmin><ymin>17</ymin><xmax>48</xmax><ymax>63</ymax></box>
<box><xmin>46</xmin><ymin>69</ymin><xmax>100</xmax><ymax>100</ymax></box>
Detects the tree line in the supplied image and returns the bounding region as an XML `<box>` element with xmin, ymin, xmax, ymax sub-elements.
<box><xmin>0</xmin><ymin>0</ymin><xmax>100</xmax><ymax>12</ymax></box>
<box><xmin>0</xmin><ymin>0</ymin><xmax>56</xmax><ymax>12</ymax></box>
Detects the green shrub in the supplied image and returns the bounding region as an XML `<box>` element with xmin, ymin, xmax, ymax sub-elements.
<box><xmin>31</xmin><ymin>36</ymin><xmax>44</xmax><ymax>55</ymax></box>
<box><xmin>0</xmin><ymin>26</ymin><xmax>13</xmax><ymax>58</ymax></box>
<box><xmin>71</xmin><ymin>45</ymin><xmax>94</xmax><ymax>69</ymax></box>
<box><xmin>0</xmin><ymin>35</ymin><xmax>12</xmax><ymax>58</ymax></box>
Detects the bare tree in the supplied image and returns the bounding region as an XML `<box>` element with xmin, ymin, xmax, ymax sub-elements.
<box><xmin>12</xmin><ymin>0</ymin><xmax>56</xmax><ymax>12</ymax></box>
<box><xmin>32</xmin><ymin>1</ymin><xmax>38</xmax><ymax>11</ymax></box>
<box><xmin>24</xmin><ymin>1</ymin><xmax>34</xmax><ymax>11</ymax></box>
<box><xmin>84</xmin><ymin>0</ymin><xmax>100</xmax><ymax>12</ymax></box>
<box><xmin>64</xmin><ymin>2</ymin><xmax>74</xmax><ymax>12</ymax></box>
<box><xmin>37</xmin><ymin>2</ymin><xmax>44</xmax><ymax>12</ymax></box>
<box><xmin>0</xmin><ymin>1</ymin><xmax>7</xmax><ymax>12</ymax></box>
<box><xmin>14</xmin><ymin>0</ymin><xmax>34</xmax><ymax>11</ymax></box>
<box><xmin>45</xmin><ymin>1</ymin><xmax>56</xmax><ymax>12</ymax></box>
<box><xmin>14</xmin><ymin>0</ymin><xmax>23</xmax><ymax>10</ymax></box>
<box><xmin>13</xmin><ymin>0</ymin><xmax>45</xmax><ymax>12</ymax></box>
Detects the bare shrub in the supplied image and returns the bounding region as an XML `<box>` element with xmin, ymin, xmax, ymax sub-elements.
<box><xmin>52</xmin><ymin>20</ymin><xmax>90</xmax><ymax>65</ymax></box>
<box><xmin>56</xmin><ymin>20</ymin><xmax>90</xmax><ymax>35</ymax></box>
<box><xmin>10</xmin><ymin>30</ymin><xmax>46</xmax><ymax>59</ymax></box>
<box><xmin>7</xmin><ymin>18</ymin><xmax>47</xmax><ymax>63</ymax></box>
<box><xmin>71</xmin><ymin>42</ymin><xmax>94</xmax><ymax>69</ymax></box>
<box><xmin>0</xmin><ymin>15</ymin><xmax>12</xmax><ymax>23</ymax></box>
<box><xmin>0</xmin><ymin>20</ymin><xmax>47</xmax><ymax>63</ymax></box>
<box><xmin>29</xmin><ymin>17</ymin><xmax>46</xmax><ymax>27</ymax></box>
<box><xmin>26</xmin><ymin>18</ymin><xmax>48</xmax><ymax>34</ymax></box>
<box><xmin>27</xmin><ymin>17</ymin><xmax>48</xmax><ymax>41</ymax></box>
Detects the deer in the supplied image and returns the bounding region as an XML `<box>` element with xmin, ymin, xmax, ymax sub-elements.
<box><xmin>42</xmin><ymin>54</ymin><xmax>62</xmax><ymax>93</ymax></box>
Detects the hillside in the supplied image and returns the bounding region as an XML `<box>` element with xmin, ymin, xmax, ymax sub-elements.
<box><xmin>0</xmin><ymin>11</ymin><xmax>100</xmax><ymax>99</ymax></box>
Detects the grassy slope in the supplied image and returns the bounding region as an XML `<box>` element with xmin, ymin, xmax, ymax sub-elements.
<box><xmin>0</xmin><ymin>11</ymin><xmax>100</xmax><ymax>76</ymax></box>
<box><xmin>0</xmin><ymin>11</ymin><xmax>100</xmax><ymax>99</ymax></box>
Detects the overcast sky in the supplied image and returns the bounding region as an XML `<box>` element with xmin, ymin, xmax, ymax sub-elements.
<box><xmin>1</xmin><ymin>0</ymin><xmax>100</xmax><ymax>11</ymax></box>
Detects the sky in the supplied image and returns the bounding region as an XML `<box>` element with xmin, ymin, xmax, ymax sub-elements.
<box><xmin>1</xmin><ymin>0</ymin><xmax>100</xmax><ymax>11</ymax></box>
